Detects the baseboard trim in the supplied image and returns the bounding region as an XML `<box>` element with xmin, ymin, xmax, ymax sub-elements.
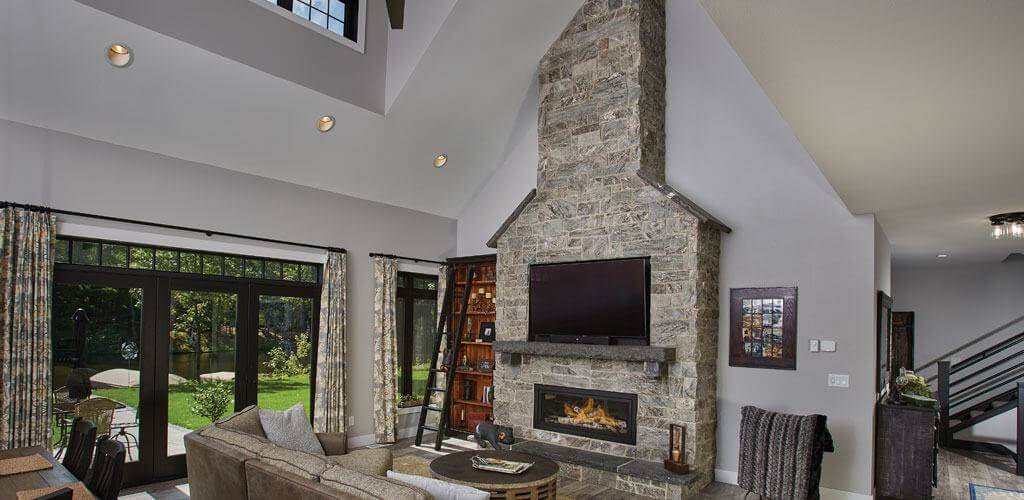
<box><xmin>714</xmin><ymin>469</ymin><xmax>870</xmax><ymax>500</ymax></box>
<box><xmin>347</xmin><ymin>425</ymin><xmax>419</xmax><ymax>449</ymax></box>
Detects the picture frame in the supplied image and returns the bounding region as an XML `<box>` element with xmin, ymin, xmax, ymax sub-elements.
<box><xmin>729</xmin><ymin>287</ymin><xmax>798</xmax><ymax>370</ymax></box>
<box><xmin>479</xmin><ymin>321</ymin><xmax>496</xmax><ymax>342</ymax></box>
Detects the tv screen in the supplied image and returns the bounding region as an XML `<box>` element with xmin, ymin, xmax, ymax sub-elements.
<box><xmin>529</xmin><ymin>258</ymin><xmax>650</xmax><ymax>344</ymax></box>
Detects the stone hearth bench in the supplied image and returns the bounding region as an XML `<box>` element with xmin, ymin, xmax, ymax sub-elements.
<box><xmin>509</xmin><ymin>440</ymin><xmax>702</xmax><ymax>499</ymax></box>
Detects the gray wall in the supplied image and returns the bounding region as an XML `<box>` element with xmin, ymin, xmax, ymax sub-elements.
<box><xmin>893</xmin><ymin>261</ymin><xmax>1024</xmax><ymax>445</ymax></box>
<box><xmin>73</xmin><ymin>0</ymin><xmax>388</xmax><ymax>113</ymax></box>
<box><xmin>0</xmin><ymin>118</ymin><xmax>457</xmax><ymax>441</ymax></box>
<box><xmin>456</xmin><ymin>0</ymin><xmax>879</xmax><ymax>494</ymax></box>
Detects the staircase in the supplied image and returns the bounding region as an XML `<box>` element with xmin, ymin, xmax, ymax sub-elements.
<box><xmin>918</xmin><ymin>314</ymin><xmax>1024</xmax><ymax>475</ymax></box>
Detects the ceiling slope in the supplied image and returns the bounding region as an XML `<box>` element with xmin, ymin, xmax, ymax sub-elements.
<box><xmin>0</xmin><ymin>0</ymin><xmax>583</xmax><ymax>218</ymax></box>
<box><xmin>700</xmin><ymin>0</ymin><xmax>1024</xmax><ymax>264</ymax></box>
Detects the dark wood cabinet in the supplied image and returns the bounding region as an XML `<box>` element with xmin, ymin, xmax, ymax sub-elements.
<box><xmin>875</xmin><ymin>402</ymin><xmax>937</xmax><ymax>499</ymax></box>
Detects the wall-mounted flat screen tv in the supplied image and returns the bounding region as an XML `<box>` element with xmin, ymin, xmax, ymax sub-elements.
<box><xmin>528</xmin><ymin>257</ymin><xmax>650</xmax><ymax>345</ymax></box>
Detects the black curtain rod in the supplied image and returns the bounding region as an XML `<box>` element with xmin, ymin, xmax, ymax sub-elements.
<box><xmin>1</xmin><ymin>201</ymin><xmax>346</xmax><ymax>254</ymax></box>
<box><xmin>368</xmin><ymin>252</ymin><xmax>445</xmax><ymax>265</ymax></box>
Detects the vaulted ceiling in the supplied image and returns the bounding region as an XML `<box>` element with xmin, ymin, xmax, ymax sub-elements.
<box><xmin>700</xmin><ymin>0</ymin><xmax>1024</xmax><ymax>264</ymax></box>
<box><xmin>0</xmin><ymin>0</ymin><xmax>583</xmax><ymax>218</ymax></box>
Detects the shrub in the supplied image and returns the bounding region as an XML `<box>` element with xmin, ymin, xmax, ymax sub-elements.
<box><xmin>190</xmin><ymin>381</ymin><xmax>233</xmax><ymax>423</ymax></box>
<box><xmin>262</xmin><ymin>333</ymin><xmax>311</xmax><ymax>379</ymax></box>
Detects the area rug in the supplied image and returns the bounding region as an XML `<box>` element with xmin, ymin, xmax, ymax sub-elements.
<box><xmin>392</xmin><ymin>454</ymin><xmax>433</xmax><ymax>478</ymax></box>
<box><xmin>971</xmin><ymin>484</ymin><xmax>1024</xmax><ymax>499</ymax></box>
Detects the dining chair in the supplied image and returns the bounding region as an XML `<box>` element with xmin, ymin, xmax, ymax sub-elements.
<box><xmin>33</xmin><ymin>487</ymin><xmax>73</xmax><ymax>500</ymax></box>
<box><xmin>86</xmin><ymin>437</ymin><xmax>126</xmax><ymax>500</ymax></box>
<box><xmin>60</xmin><ymin>417</ymin><xmax>97</xmax><ymax>481</ymax></box>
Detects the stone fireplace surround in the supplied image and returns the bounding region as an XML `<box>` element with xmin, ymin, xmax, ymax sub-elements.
<box><xmin>484</xmin><ymin>0</ymin><xmax>728</xmax><ymax>497</ymax></box>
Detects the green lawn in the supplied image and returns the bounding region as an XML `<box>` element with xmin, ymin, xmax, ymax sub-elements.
<box><xmin>52</xmin><ymin>374</ymin><xmax>311</xmax><ymax>446</ymax></box>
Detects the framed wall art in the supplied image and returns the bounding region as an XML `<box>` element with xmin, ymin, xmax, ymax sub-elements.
<box><xmin>729</xmin><ymin>287</ymin><xmax>798</xmax><ymax>370</ymax></box>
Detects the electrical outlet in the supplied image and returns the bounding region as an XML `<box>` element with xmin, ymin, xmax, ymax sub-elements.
<box><xmin>809</xmin><ymin>339</ymin><xmax>820</xmax><ymax>352</ymax></box>
<box><xmin>820</xmin><ymin>340</ymin><xmax>836</xmax><ymax>352</ymax></box>
<box><xmin>828</xmin><ymin>374</ymin><xmax>849</xmax><ymax>388</ymax></box>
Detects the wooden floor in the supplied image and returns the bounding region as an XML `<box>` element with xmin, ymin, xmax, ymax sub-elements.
<box><xmin>118</xmin><ymin>441</ymin><xmax>1024</xmax><ymax>499</ymax></box>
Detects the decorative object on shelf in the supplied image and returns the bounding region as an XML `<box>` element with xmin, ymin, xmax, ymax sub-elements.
<box><xmin>479</xmin><ymin>322</ymin><xmax>496</xmax><ymax>342</ymax></box>
<box><xmin>482</xmin><ymin>386</ymin><xmax>493</xmax><ymax>404</ymax></box>
<box><xmin>894</xmin><ymin>368</ymin><xmax>937</xmax><ymax>409</ymax></box>
<box><xmin>664</xmin><ymin>423</ymin><xmax>689</xmax><ymax>474</ymax></box>
<box><xmin>458</xmin><ymin>407</ymin><xmax>466</xmax><ymax>424</ymax></box>
<box><xmin>458</xmin><ymin>354</ymin><xmax>473</xmax><ymax>372</ymax></box>
<box><xmin>477</xmin><ymin>359</ymin><xmax>493</xmax><ymax>373</ymax></box>
<box><xmin>462</xmin><ymin>380</ymin><xmax>476</xmax><ymax>401</ymax></box>
<box><xmin>469</xmin><ymin>288</ymin><xmax>495</xmax><ymax>314</ymax></box>
<box><xmin>729</xmin><ymin>287</ymin><xmax>798</xmax><ymax>370</ymax></box>
<box><xmin>990</xmin><ymin>212</ymin><xmax>1024</xmax><ymax>239</ymax></box>
<box><xmin>474</xmin><ymin>421</ymin><xmax>514</xmax><ymax>450</ymax></box>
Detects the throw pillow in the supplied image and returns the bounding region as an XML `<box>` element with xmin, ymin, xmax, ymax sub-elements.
<box><xmin>258</xmin><ymin>403</ymin><xmax>325</xmax><ymax>455</ymax></box>
<box><xmin>387</xmin><ymin>470</ymin><xmax>490</xmax><ymax>500</ymax></box>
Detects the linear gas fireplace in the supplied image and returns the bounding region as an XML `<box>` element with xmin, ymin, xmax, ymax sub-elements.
<box><xmin>533</xmin><ymin>384</ymin><xmax>638</xmax><ymax>445</ymax></box>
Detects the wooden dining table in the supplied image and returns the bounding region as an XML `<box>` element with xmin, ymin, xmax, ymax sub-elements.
<box><xmin>0</xmin><ymin>446</ymin><xmax>95</xmax><ymax>500</ymax></box>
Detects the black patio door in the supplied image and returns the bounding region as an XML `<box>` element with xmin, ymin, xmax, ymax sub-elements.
<box><xmin>53</xmin><ymin>270</ymin><xmax>158</xmax><ymax>487</ymax></box>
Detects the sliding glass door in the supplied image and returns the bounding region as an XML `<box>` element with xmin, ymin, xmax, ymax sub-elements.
<box><xmin>52</xmin><ymin>237</ymin><xmax>320</xmax><ymax>486</ymax></box>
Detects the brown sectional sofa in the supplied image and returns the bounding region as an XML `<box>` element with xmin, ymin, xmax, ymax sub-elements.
<box><xmin>184</xmin><ymin>406</ymin><xmax>430</xmax><ymax>500</ymax></box>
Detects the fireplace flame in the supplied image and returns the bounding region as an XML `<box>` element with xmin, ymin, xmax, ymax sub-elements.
<box><xmin>561</xmin><ymin>398</ymin><xmax>626</xmax><ymax>431</ymax></box>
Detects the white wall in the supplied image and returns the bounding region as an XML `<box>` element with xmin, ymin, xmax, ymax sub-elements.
<box><xmin>0</xmin><ymin>118</ymin><xmax>457</xmax><ymax>443</ymax></box>
<box><xmin>455</xmin><ymin>0</ymin><xmax>879</xmax><ymax>494</ymax></box>
<box><xmin>875</xmin><ymin>220</ymin><xmax>892</xmax><ymax>295</ymax></box>
<box><xmin>893</xmin><ymin>260</ymin><xmax>1024</xmax><ymax>445</ymax></box>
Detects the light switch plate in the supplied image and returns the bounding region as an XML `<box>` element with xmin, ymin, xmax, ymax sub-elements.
<box><xmin>346</xmin><ymin>416</ymin><xmax>355</xmax><ymax>427</ymax></box>
<box><xmin>821</xmin><ymin>340</ymin><xmax>837</xmax><ymax>352</ymax></box>
<box><xmin>809</xmin><ymin>339</ymin><xmax>820</xmax><ymax>352</ymax></box>
<box><xmin>828</xmin><ymin>374</ymin><xmax>849</xmax><ymax>388</ymax></box>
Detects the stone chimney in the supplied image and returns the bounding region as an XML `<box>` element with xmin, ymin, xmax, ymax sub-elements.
<box><xmin>488</xmin><ymin>0</ymin><xmax>729</xmax><ymax>495</ymax></box>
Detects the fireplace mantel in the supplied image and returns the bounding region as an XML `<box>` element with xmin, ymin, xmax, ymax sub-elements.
<box><xmin>493</xmin><ymin>341</ymin><xmax>675</xmax><ymax>378</ymax></box>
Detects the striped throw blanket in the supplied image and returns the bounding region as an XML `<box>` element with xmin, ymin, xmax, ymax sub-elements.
<box><xmin>738</xmin><ymin>406</ymin><xmax>834</xmax><ymax>500</ymax></box>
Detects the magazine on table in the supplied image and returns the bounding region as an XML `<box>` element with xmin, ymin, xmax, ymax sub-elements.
<box><xmin>471</xmin><ymin>455</ymin><xmax>533</xmax><ymax>475</ymax></box>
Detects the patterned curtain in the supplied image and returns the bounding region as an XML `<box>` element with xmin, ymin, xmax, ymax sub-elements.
<box><xmin>431</xmin><ymin>264</ymin><xmax>449</xmax><ymax>407</ymax></box>
<box><xmin>371</xmin><ymin>256</ymin><xmax>399</xmax><ymax>443</ymax></box>
<box><xmin>314</xmin><ymin>251</ymin><xmax>347</xmax><ymax>433</ymax></box>
<box><xmin>0</xmin><ymin>207</ymin><xmax>56</xmax><ymax>449</ymax></box>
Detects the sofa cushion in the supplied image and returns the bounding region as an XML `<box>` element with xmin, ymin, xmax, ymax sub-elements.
<box><xmin>199</xmin><ymin>424</ymin><xmax>272</xmax><ymax>456</ymax></box>
<box><xmin>215</xmin><ymin>404</ymin><xmax>267</xmax><ymax>438</ymax></box>
<box><xmin>387</xmin><ymin>471</ymin><xmax>490</xmax><ymax>500</ymax></box>
<box><xmin>259</xmin><ymin>403</ymin><xmax>325</xmax><ymax>455</ymax></box>
<box><xmin>326</xmin><ymin>448</ymin><xmax>392</xmax><ymax>476</ymax></box>
<box><xmin>258</xmin><ymin>443</ymin><xmax>330</xmax><ymax>480</ymax></box>
<box><xmin>319</xmin><ymin>465</ymin><xmax>430</xmax><ymax>500</ymax></box>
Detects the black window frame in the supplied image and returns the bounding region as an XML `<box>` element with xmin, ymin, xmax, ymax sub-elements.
<box><xmin>272</xmin><ymin>0</ymin><xmax>359</xmax><ymax>42</ymax></box>
<box><xmin>395</xmin><ymin>271</ymin><xmax>438</xmax><ymax>401</ymax></box>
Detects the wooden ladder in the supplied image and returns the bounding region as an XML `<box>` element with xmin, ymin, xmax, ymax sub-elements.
<box><xmin>414</xmin><ymin>265</ymin><xmax>476</xmax><ymax>450</ymax></box>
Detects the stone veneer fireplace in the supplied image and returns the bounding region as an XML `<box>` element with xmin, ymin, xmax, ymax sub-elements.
<box><xmin>486</xmin><ymin>0</ymin><xmax>730</xmax><ymax>497</ymax></box>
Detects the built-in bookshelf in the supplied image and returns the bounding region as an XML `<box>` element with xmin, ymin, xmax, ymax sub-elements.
<box><xmin>447</xmin><ymin>254</ymin><xmax>496</xmax><ymax>434</ymax></box>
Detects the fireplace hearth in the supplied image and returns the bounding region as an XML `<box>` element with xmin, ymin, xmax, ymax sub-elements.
<box><xmin>533</xmin><ymin>384</ymin><xmax>638</xmax><ymax>445</ymax></box>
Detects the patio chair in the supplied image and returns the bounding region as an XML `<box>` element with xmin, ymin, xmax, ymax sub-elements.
<box><xmin>75</xmin><ymin>397</ymin><xmax>119</xmax><ymax>436</ymax></box>
<box><xmin>109</xmin><ymin>404</ymin><xmax>140</xmax><ymax>461</ymax></box>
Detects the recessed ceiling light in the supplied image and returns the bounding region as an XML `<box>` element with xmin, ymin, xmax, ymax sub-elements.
<box><xmin>106</xmin><ymin>43</ymin><xmax>133</xmax><ymax>68</ymax></box>
<box><xmin>317</xmin><ymin>115</ymin><xmax>335</xmax><ymax>133</ymax></box>
<box><xmin>433</xmin><ymin>154</ymin><xmax>448</xmax><ymax>168</ymax></box>
<box><xmin>937</xmin><ymin>254</ymin><xmax>949</xmax><ymax>258</ymax></box>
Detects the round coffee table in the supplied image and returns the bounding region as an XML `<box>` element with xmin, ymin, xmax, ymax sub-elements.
<box><xmin>429</xmin><ymin>450</ymin><xmax>559</xmax><ymax>500</ymax></box>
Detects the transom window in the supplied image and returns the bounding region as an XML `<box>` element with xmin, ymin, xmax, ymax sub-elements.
<box><xmin>55</xmin><ymin>237</ymin><xmax>320</xmax><ymax>284</ymax></box>
<box><xmin>266</xmin><ymin>0</ymin><xmax>358</xmax><ymax>41</ymax></box>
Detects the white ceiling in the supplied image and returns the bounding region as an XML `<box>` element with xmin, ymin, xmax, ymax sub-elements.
<box><xmin>700</xmin><ymin>0</ymin><xmax>1024</xmax><ymax>265</ymax></box>
<box><xmin>0</xmin><ymin>0</ymin><xmax>582</xmax><ymax>218</ymax></box>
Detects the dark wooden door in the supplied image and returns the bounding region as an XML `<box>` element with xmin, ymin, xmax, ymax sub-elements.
<box><xmin>892</xmin><ymin>312</ymin><xmax>915</xmax><ymax>371</ymax></box>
